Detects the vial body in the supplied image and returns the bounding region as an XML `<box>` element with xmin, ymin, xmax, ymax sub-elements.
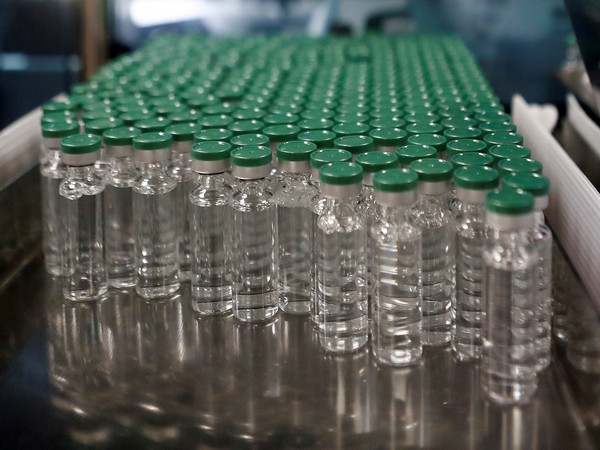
<box><xmin>316</xmin><ymin>199</ymin><xmax>368</xmax><ymax>353</ymax></box>
<box><xmin>412</xmin><ymin>192</ymin><xmax>453</xmax><ymax>346</ymax></box>
<box><xmin>190</xmin><ymin>173</ymin><xmax>234</xmax><ymax>315</ymax></box>
<box><xmin>482</xmin><ymin>230</ymin><xmax>538</xmax><ymax>404</ymax></box>
<box><xmin>169</xmin><ymin>153</ymin><xmax>195</xmax><ymax>280</ymax></box>
<box><xmin>133</xmin><ymin>163</ymin><xmax>180</xmax><ymax>299</ymax></box>
<box><xmin>371</xmin><ymin>206</ymin><xmax>422</xmax><ymax>366</ymax></box>
<box><xmin>358</xmin><ymin>185</ymin><xmax>377</xmax><ymax>319</ymax></box>
<box><xmin>40</xmin><ymin>148</ymin><xmax>67</xmax><ymax>276</ymax></box>
<box><xmin>453</xmin><ymin>203</ymin><xmax>488</xmax><ymax>359</ymax></box>
<box><xmin>60</xmin><ymin>166</ymin><xmax>108</xmax><ymax>301</ymax></box>
<box><xmin>104</xmin><ymin>157</ymin><xmax>136</xmax><ymax>288</ymax></box>
<box><xmin>277</xmin><ymin>173</ymin><xmax>315</xmax><ymax>314</ymax></box>
<box><xmin>231</xmin><ymin>179</ymin><xmax>279</xmax><ymax>322</ymax></box>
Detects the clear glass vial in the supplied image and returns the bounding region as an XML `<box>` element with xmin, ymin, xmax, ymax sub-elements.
<box><xmin>503</xmin><ymin>173</ymin><xmax>553</xmax><ymax>372</ymax></box>
<box><xmin>230</xmin><ymin>146</ymin><xmax>279</xmax><ymax>323</ymax></box>
<box><xmin>189</xmin><ymin>140</ymin><xmax>234</xmax><ymax>315</ymax></box>
<box><xmin>316</xmin><ymin>162</ymin><xmax>368</xmax><ymax>353</ymax></box>
<box><xmin>409</xmin><ymin>158</ymin><xmax>455</xmax><ymax>346</ymax></box>
<box><xmin>59</xmin><ymin>134</ymin><xmax>108</xmax><ymax>301</ymax></box>
<box><xmin>276</xmin><ymin>140</ymin><xmax>316</xmax><ymax>315</ymax></box>
<box><xmin>482</xmin><ymin>188</ymin><xmax>538</xmax><ymax>405</ymax></box>
<box><xmin>452</xmin><ymin>166</ymin><xmax>500</xmax><ymax>360</ymax></box>
<box><xmin>132</xmin><ymin>132</ymin><xmax>180</xmax><ymax>299</ymax></box>
<box><xmin>102</xmin><ymin>126</ymin><xmax>141</xmax><ymax>289</ymax></box>
<box><xmin>371</xmin><ymin>168</ymin><xmax>423</xmax><ymax>366</ymax></box>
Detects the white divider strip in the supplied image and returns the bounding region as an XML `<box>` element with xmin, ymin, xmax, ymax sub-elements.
<box><xmin>512</xmin><ymin>94</ymin><xmax>600</xmax><ymax>309</ymax></box>
<box><xmin>566</xmin><ymin>93</ymin><xmax>600</xmax><ymax>159</ymax></box>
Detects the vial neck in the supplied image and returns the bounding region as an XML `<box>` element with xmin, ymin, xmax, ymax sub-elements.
<box><xmin>109</xmin><ymin>156</ymin><xmax>136</xmax><ymax>172</ymax></box>
<box><xmin>171</xmin><ymin>151</ymin><xmax>192</xmax><ymax>169</ymax></box>
<box><xmin>138</xmin><ymin>161</ymin><xmax>170</xmax><ymax>174</ymax></box>
<box><xmin>534</xmin><ymin>210</ymin><xmax>545</xmax><ymax>227</ymax></box>
<box><xmin>66</xmin><ymin>165</ymin><xmax>98</xmax><ymax>180</ymax></box>
<box><xmin>377</xmin><ymin>203</ymin><xmax>412</xmax><ymax>222</ymax></box>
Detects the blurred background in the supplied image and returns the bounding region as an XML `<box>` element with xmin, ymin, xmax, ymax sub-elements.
<box><xmin>0</xmin><ymin>0</ymin><xmax>576</xmax><ymax>129</ymax></box>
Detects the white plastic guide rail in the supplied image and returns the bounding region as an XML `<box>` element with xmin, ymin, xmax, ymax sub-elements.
<box><xmin>512</xmin><ymin>94</ymin><xmax>600</xmax><ymax>310</ymax></box>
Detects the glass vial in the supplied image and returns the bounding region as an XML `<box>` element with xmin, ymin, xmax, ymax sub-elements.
<box><xmin>59</xmin><ymin>134</ymin><xmax>108</xmax><ymax>301</ymax></box>
<box><xmin>230</xmin><ymin>146</ymin><xmax>278</xmax><ymax>322</ymax></box>
<box><xmin>371</xmin><ymin>168</ymin><xmax>422</xmax><ymax>366</ymax></box>
<box><xmin>40</xmin><ymin>121</ymin><xmax>79</xmax><ymax>276</ymax></box>
<box><xmin>132</xmin><ymin>132</ymin><xmax>180</xmax><ymax>299</ymax></box>
<box><xmin>316</xmin><ymin>162</ymin><xmax>368</xmax><ymax>353</ymax></box>
<box><xmin>409</xmin><ymin>158</ymin><xmax>455</xmax><ymax>346</ymax></box>
<box><xmin>189</xmin><ymin>141</ymin><xmax>234</xmax><ymax>315</ymax></box>
<box><xmin>102</xmin><ymin>126</ymin><xmax>141</xmax><ymax>289</ymax></box>
<box><xmin>452</xmin><ymin>166</ymin><xmax>499</xmax><ymax>360</ymax></box>
<box><xmin>276</xmin><ymin>141</ymin><xmax>316</xmax><ymax>314</ymax></box>
<box><xmin>482</xmin><ymin>188</ymin><xmax>538</xmax><ymax>404</ymax></box>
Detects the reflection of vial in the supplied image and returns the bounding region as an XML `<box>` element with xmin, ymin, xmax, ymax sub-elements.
<box><xmin>409</xmin><ymin>158</ymin><xmax>454</xmax><ymax>346</ymax></box>
<box><xmin>132</xmin><ymin>132</ymin><xmax>180</xmax><ymax>299</ymax></box>
<box><xmin>167</xmin><ymin>123</ymin><xmax>200</xmax><ymax>281</ymax></box>
<box><xmin>276</xmin><ymin>141</ymin><xmax>315</xmax><ymax>314</ymax></box>
<box><xmin>503</xmin><ymin>173</ymin><xmax>552</xmax><ymax>372</ymax></box>
<box><xmin>316</xmin><ymin>162</ymin><xmax>368</xmax><ymax>353</ymax></box>
<box><xmin>483</xmin><ymin>188</ymin><xmax>538</xmax><ymax>404</ymax></box>
<box><xmin>40</xmin><ymin>121</ymin><xmax>79</xmax><ymax>276</ymax></box>
<box><xmin>59</xmin><ymin>134</ymin><xmax>107</xmax><ymax>301</ymax></box>
<box><xmin>371</xmin><ymin>169</ymin><xmax>422</xmax><ymax>366</ymax></box>
<box><xmin>103</xmin><ymin>126</ymin><xmax>141</xmax><ymax>289</ymax></box>
<box><xmin>230</xmin><ymin>146</ymin><xmax>278</xmax><ymax>323</ymax></box>
<box><xmin>452</xmin><ymin>166</ymin><xmax>499</xmax><ymax>360</ymax></box>
<box><xmin>189</xmin><ymin>141</ymin><xmax>234</xmax><ymax>315</ymax></box>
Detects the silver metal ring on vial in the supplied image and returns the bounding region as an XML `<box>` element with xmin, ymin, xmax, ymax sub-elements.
<box><xmin>374</xmin><ymin>190</ymin><xmax>417</xmax><ymax>207</ymax></box>
<box><xmin>134</xmin><ymin>148</ymin><xmax>171</xmax><ymax>163</ymax></box>
<box><xmin>321</xmin><ymin>182</ymin><xmax>362</xmax><ymax>200</ymax></box>
<box><xmin>456</xmin><ymin>187</ymin><xmax>490</xmax><ymax>204</ymax></box>
<box><xmin>418</xmin><ymin>180</ymin><xmax>449</xmax><ymax>196</ymax></box>
<box><xmin>44</xmin><ymin>138</ymin><xmax>62</xmax><ymax>151</ymax></box>
<box><xmin>362</xmin><ymin>172</ymin><xmax>374</xmax><ymax>187</ymax></box>
<box><xmin>192</xmin><ymin>159</ymin><xmax>230</xmax><ymax>174</ymax></box>
<box><xmin>486</xmin><ymin>211</ymin><xmax>535</xmax><ymax>231</ymax></box>
<box><xmin>62</xmin><ymin>150</ymin><xmax>101</xmax><ymax>166</ymax></box>
<box><xmin>375</xmin><ymin>145</ymin><xmax>398</xmax><ymax>153</ymax></box>
<box><xmin>535</xmin><ymin>195</ymin><xmax>549</xmax><ymax>211</ymax></box>
<box><xmin>279</xmin><ymin>160</ymin><xmax>311</xmax><ymax>174</ymax></box>
<box><xmin>106</xmin><ymin>144</ymin><xmax>134</xmax><ymax>158</ymax></box>
<box><xmin>172</xmin><ymin>141</ymin><xmax>193</xmax><ymax>154</ymax></box>
<box><xmin>232</xmin><ymin>164</ymin><xmax>271</xmax><ymax>180</ymax></box>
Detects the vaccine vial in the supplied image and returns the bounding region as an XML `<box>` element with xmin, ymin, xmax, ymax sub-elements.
<box><xmin>189</xmin><ymin>141</ymin><xmax>234</xmax><ymax>315</ymax></box>
<box><xmin>482</xmin><ymin>188</ymin><xmax>538</xmax><ymax>404</ymax></box>
<box><xmin>230</xmin><ymin>146</ymin><xmax>279</xmax><ymax>322</ymax></box>
<box><xmin>452</xmin><ymin>166</ymin><xmax>500</xmax><ymax>360</ymax></box>
<box><xmin>102</xmin><ymin>126</ymin><xmax>141</xmax><ymax>289</ymax></box>
<box><xmin>59</xmin><ymin>134</ymin><xmax>108</xmax><ymax>301</ymax></box>
<box><xmin>503</xmin><ymin>173</ymin><xmax>553</xmax><ymax>372</ymax></box>
<box><xmin>276</xmin><ymin>141</ymin><xmax>316</xmax><ymax>314</ymax></box>
<box><xmin>371</xmin><ymin>168</ymin><xmax>422</xmax><ymax>366</ymax></box>
<box><xmin>409</xmin><ymin>158</ymin><xmax>454</xmax><ymax>346</ymax></box>
<box><xmin>40</xmin><ymin>120</ymin><xmax>79</xmax><ymax>276</ymax></box>
<box><xmin>316</xmin><ymin>162</ymin><xmax>368</xmax><ymax>353</ymax></box>
<box><xmin>132</xmin><ymin>132</ymin><xmax>180</xmax><ymax>298</ymax></box>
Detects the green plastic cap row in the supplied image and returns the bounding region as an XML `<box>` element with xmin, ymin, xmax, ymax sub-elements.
<box><xmin>373</xmin><ymin>168</ymin><xmax>418</xmax><ymax>193</ymax></box>
<box><xmin>133</xmin><ymin>132</ymin><xmax>173</xmax><ymax>150</ymax></box>
<box><xmin>497</xmin><ymin>158</ymin><xmax>543</xmax><ymax>176</ymax></box>
<box><xmin>166</xmin><ymin>122</ymin><xmax>200</xmax><ymax>141</ymax></box>
<box><xmin>355</xmin><ymin>151</ymin><xmax>398</xmax><ymax>173</ymax></box>
<box><xmin>103</xmin><ymin>126</ymin><xmax>142</xmax><ymax>146</ymax></box>
<box><xmin>61</xmin><ymin>134</ymin><xmax>101</xmax><ymax>154</ymax></box>
<box><xmin>409</xmin><ymin>158</ymin><xmax>453</xmax><ymax>182</ymax></box>
<box><xmin>310</xmin><ymin>148</ymin><xmax>353</xmax><ymax>169</ymax></box>
<box><xmin>191</xmin><ymin>141</ymin><xmax>232</xmax><ymax>161</ymax></box>
<box><xmin>278</xmin><ymin>140</ymin><xmax>317</xmax><ymax>162</ymax></box>
<box><xmin>486</xmin><ymin>188</ymin><xmax>534</xmax><ymax>215</ymax></box>
<box><xmin>454</xmin><ymin>166</ymin><xmax>499</xmax><ymax>190</ymax></box>
<box><xmin>231</xmin><ymin>146</ymin><xmax>272</xmax><ymax>167</ymax></box>
<box><xmin>396</xmin><ymin>144</ymin><xmax>437</xmax><ymax>165</ymax></box>
<box><xmin>42</xmin><ymin>121</ymin><xmax>79</xmax><ymax>138</ymax></box>
<box><xmin>320</xmin><ymin>162</ymin><xmax>363</xmax><ymax>185</ymax></box>
<box><xmin>502</xmin><ymin>172</ymin><xmax>550</xmax><ymax>197</ymax></box>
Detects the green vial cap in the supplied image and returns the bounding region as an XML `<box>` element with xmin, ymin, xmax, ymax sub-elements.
<box><xmin>169</xmin><ymin>110</ymin><xmax>202</xmax><ymax>124</ymax></box>
<box><xmin>299</xmin><ymin>130</ymin><xmax>337</xmax><ymax>149</ymax></box>
<box><xmin>409</xmin><ymin>158</ymin><xmax>454</xmax><ymax>182</ymax></box>
<box><xmin>497</xmin><ymin>158</ymin><xmax>543</xmax><ymax>176</ymax></box>
<box><xmin>441</xmin><ymin>117</ymin><xmax>478</xmax><ymax>128</ymax></box>
<box><xmin>502</xmin><ymin>172</ymin><xmax>550</xmax><ymax>197</ymax></box>
<box><xmin>298</xmin><ymin>118</ymin><xmax>334</xmax><ymax>131</ymax></box>
<box><xmin>301</xmin><ymin>109</ymin><xmax>335</xmax><ymax>120</ymax></box>
<box><xmin>231</xmin><ymin>146</ymin><xmax>272</xmax><ymax>167</ymax></box>
<box><xmin>263</xmin><ymin>113</ymin><xmax>299</xmax><ymax>125</ymax></box>
<box><xmin>278</xmin><ymin>140</ymin><xmax>316</xmax><ymax>162</ymax></box>
<box><xmin>396</xmin><ymin>144</ymin><xmax>437</xmax><ymax>165</ymax></box>
<box><xmin>41</xmin><ymin>111</ymin><xmax>76</xmax><ymax>124</ymax></box>
<box><xmin>310</xmin><ymin>148</ymin><xmax>352</xmax><ymax>169</ymax></box>
<box><xmin>120</xmin><ymin>110</ymin><xmax>156</xmax><ymax>126</ymax></box>
<box><xmin>204</xmin><ymin>103</ymin><xmax>236</xmax><ymax>116</ymax></box>
<box><xmin>228</xmin><ymin>119</ymin><xmax>265</xmax><ymax>135</ymax></box>
<box><xmin>263</xmin><ymin>124</ymin><xmax>300</xmax><ymax>142</ymax></box>
<box><xmin>369</xmin><ymin>128</ymin><xmax>408</xmax><ymax>147</ymax></box>
<box><xmin>373</xmin><ymin>168</ymin><xmax>419</xmax><ymax>193</ymax></box>
<box><xmin>103</xmin><ymin>126</ymin><xmax>142</xmax><ymax>146</ymax></box>
<box><xmin>195</xmin><ymin>128</ymin><xmax>233</xmax><ymax>142</ymax></box>
<box><xmin>335</xmin><ymin>112</ymin><xmax>369</xmax><ymax>124</ymax></box>
<box><xmin>443</xmin><ymin>126</ymin><xmax>482</xmax><ymax>140</ymax></box>
<box><xmin>486</xmin><ymin>188</ymin><xmax>534</xmax><ymax>216</ymax></box>
<box><xmin>61</xmin><ymin>133</ymin><xmax>101</xmax><ymax>154</ymax></box>
<box><xmin>191</xmin><ymin>141</ymin><xmax>232</xmax><ymax>161</ymax></box>
<box><xmin>230</xmin><ymin>133</ymin><xmax>270</xmax><ymax>148</ymax></box>
<box><xmin>446</xmin><ymin>139</ymin><xmax>488</xmax><ymax>157</ymax></box>
<box><xmin>333</xmin><ymin>135</ymin><xmax>374</xmax><ymax>154</ymax></box>
<box><xmin>84</xmin><ymin>117</ymin><xmax>124</xmax><ymax>135</ymax></box>
<box><xmin>43</xmin><ymin>100</ymin><xmax>76</xmax><ymax>114</ymax></box>
<box><xmin>355</xmin><ymin>151</ymin><xmax>399</xmax><ymax>173</ymax></box>
<box><xmin>133</xmin><ymin>132</ymin><xmax>173</xmax><ymax>150</ymax></box>
<box><xmin>83</xmin><ymin>110</ymin><xmax>115</xmax><ymax>122</ymax></box>
<box><xmin>488</xmin><ymin>144</ymin><xmax>531</xmax><ymax>162</ymax></box>
<box><xmin>200</xmin><ymin>114</ymin><xmax>234</xmax><ymax>129</ymax></box>
<box><xmin>407</xmin><ymin>134</ymin><xmax>447</xmax><ymax>153</ymax></box>
<box><xmin>454</xmin><ymin>166</ymin><xmax>500</xmax><ymax>190</ymax></box>
<box><xmin>332</xmin><ymin>122</ymin><xmax>370</xmax><ymax>137</ymax></box>
<box><xmin>451</xmin><ymin>152</ymin><xmax>494</xmax><ymax>168</ymax></box>
<box><xmin>406</xmin><ymin>122</ymin><xmax>444</xmax><ymax>136</ymax></box>
<box><xmin>484</xmin><ymin>132</ymin><xmax>524</xmax><ymax>146</ymax></box>
<box><xmin>232</xmin><ymin>108</ymin><xmax>266</xmax><ymax>121</ymax></box>
<box><xmin>166</xmin><ymin>123</ymin><xmax>200</xmax><ymax>142</ymax></box>
<box><xmin>478</xmin><ymin>121</ymin><xmax>516</xmax><ymax>134</ymax></box>
<box><xmin>42</xmin><ymin>120</ymin><xmax>79</xmax><ymax>138</ymax></box>
<box><xmin>370</xmin><ymin>117</ymin><xmax>406</xmax><ymax>129</ymax></box>
<box><xmin>319</xmin><ymin>162</ymin><xmax>363</xmax><ymax>186</ymax></box>
<box><xmin>134</xmin><ymin>117</ymin><xmax>172</xmax><ymax>133</ymax></box>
